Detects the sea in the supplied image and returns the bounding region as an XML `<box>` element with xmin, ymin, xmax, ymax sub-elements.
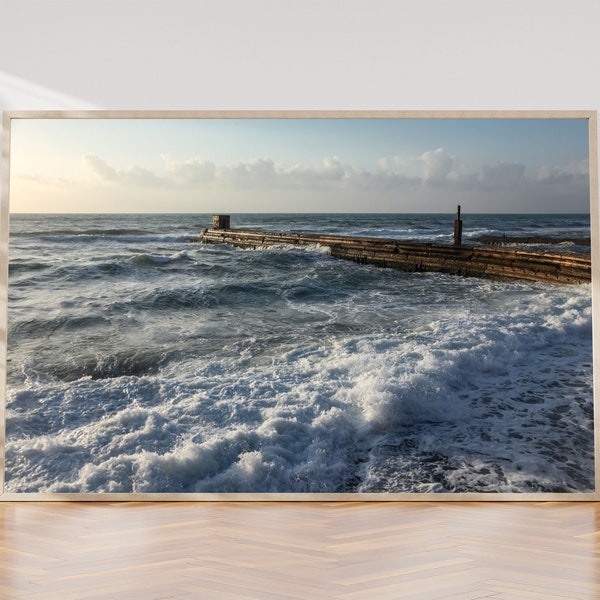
<box><xmin>4</xmin><ymin>213</ymin><xmax>594</xmax><ymax>494</ymax></box>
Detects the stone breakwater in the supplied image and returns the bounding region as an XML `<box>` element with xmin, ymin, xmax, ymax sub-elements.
<box><xmin>197</xmin><ymin>228</ymin><xmax>591</xmax><ymax>285</ymax></box>
<box><xmin>471</xmin><ymin>235</ymin><xmax>591</xmax><ymax>247</ymax></box>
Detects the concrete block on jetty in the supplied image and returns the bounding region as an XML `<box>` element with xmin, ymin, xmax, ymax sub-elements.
<box><xmin>197</xmin><ymin>214</ymin><xmax>591</xmax><ymax>285</ymax></box>
<box><xmin>212</xmin><ymin>214</ymin><xmax>230</xmax><ymax>229</ymax></box>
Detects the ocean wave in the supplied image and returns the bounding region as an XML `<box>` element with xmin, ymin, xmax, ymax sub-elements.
<box><xmin>49</xmin><ymin>261</ymin><xmax>131</xmax><ymax>281</ymax></box>
<box><xmin>10</xmin><ymin>314</ymin><xmax>112</xmax><ymax>339</ymax></box>
<box><xmin>250</xmin><ymin>243</ymin><xmax>333</xmax><ymax>256</ymax></box>
<box><xmin>11</xmin><ymin>348</ymin><xmax>168</xmax><ymax>384</ymax></box>
<box><xmin>11</xmin><ymin>227</ymin><xmax>152</xmax><ymax>238</ymax></box>
<box><xmin>8</xmin><ymin>260</ymin><xmax>51</xmax><ymax>274</ymax></box>
<box><xmin>130</xmin><ymin>250</ymin><xmax>193</xmax><ymax>267</ymax></box>
<box><xmin>5</xmin><ymin>213</ymin><xmax>594</xmax><ymax>494</ymax></box>
<box><xmin>12</xmin><ymin>231</ymin><xmax>194</xmax><ymax>246</ymax></box>
<box><xmin>13</xmin><ymin>250</ymin><xmax>196</xmax><ymax>285</ymax></box>
<box><xmin>6</xmin><ymin>294</ymin><xmax>593</xmax><ymax>493</ymax></box>
<box><xmin>5</xmin><ymin>297</ymin><xmax>593</xmax><ymax>493</ymax></box>
<box><xmin>5</xmin><ymin>393</ymin><xmax>365</xmax><ymax>493</ymax></box>
<box><xmin>75</xmin><ymin>351</ymin><xmax>167</xmax><ymax>380</ymax></box>
<box><xmin>116</xmin><ymin>286</ymin><xmax>214</xmax><ymax>311</ymax></box>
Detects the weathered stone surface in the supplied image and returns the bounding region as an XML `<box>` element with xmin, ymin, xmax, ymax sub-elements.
<box><xmin>471</xmin><ymin>235</ymin><xmax>591</xmax><ymax>247</ymax></box>
<box><xmin>197</xmin><ymin>228</ymin><xmax>591</xmax><ymax>284</ymax></box>
<box><xmin>212</xmin><ymin>215</ymin><xmax>231</xmax><ymax>230</ymax></box>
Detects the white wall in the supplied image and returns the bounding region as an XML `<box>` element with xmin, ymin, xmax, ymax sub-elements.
<box><xmin>1</xmin><ymin>0</ymin><xmax>598</xmax><ymax>112</ymax></box>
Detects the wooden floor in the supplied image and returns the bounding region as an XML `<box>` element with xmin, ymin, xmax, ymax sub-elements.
<box><xmin>0</xmin><ymin>502</ymin><xmax>598</xmax><ymax>599</ymax></box>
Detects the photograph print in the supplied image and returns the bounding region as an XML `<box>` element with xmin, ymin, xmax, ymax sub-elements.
<box><xmin>2</xmin><ymin>112</ymin><xmax>596</xmax><ymax>497</ymax></box>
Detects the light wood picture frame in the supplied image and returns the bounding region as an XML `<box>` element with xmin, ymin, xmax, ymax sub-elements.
<box><xmin>1</xmin><ymin>110</ymin><xmax>598</xmax><ymax>501</ymax></box>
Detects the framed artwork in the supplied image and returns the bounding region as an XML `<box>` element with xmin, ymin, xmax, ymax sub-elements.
<box><xmin>1</xmin><ymin>110</ymin><xmax>597</xmax><ymax>500</ymax></box>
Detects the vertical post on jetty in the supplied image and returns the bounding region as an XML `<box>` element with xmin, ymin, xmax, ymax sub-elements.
<box><xmin>212</xmin><ymin>215</ymin><xmax>231</xmax><ymax>230</ymax></box>
<box><xmin>453</xmin><ymin>205</ymin><xmax>463</xmax><ymax>246</ymax></box>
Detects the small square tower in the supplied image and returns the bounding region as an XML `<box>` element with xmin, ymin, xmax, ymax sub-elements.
<box><xmin>212</xmin><ymin>215</ymin><xmax>231</xmax><ymax>229</ymax></box>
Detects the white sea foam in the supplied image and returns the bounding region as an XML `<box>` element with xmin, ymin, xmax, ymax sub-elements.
<box><xmin>5</xmin><ymin>214</ymin><xmax>594</xmax><ymax>493</ymax></box>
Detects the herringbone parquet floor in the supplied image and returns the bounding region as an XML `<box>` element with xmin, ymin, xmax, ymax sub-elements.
<box><xmin>0</xmin><ymin>501</ymin><xmax>598</xmax><ymax>599</ymax></box>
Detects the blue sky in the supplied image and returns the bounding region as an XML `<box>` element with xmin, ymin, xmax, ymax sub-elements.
<box><xmin>8</xmin><ymin>116</ymin><xmax>592</xmax><ymax>213</ymax></box>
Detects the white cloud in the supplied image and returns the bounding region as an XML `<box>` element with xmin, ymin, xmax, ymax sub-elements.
<box><xmin>421</xmin><ymin>148</ymin><xmax>456</xmax><ymax>186</ymax></box>
<box><xmin>287</xmin><ymin>156</ymin><xmax>346</xmax><ymax>185</ymax></box>
<box><xmin>535</xmin><ymin>158</ymin><xmax>589</xmax><ymax>184</ymax></box>
<box><xmin>82</xmin><ymin>154</ymin><xmax>118</xmax><ymax>181</ymax></box>
<box><xmin>383</xmin><ymin>149</ymin><xmax>528</xmax><ymax>192</ymax></box>
<box><xmin>73</xmin><ymin>150</ymin><xmax>588</xmax><ymax>213</ymax></box>
<box><xmin>382</xmin><ymin>148</ymin><xmax>478</xmax><ymax>189</ymax></box>
<box><xmin>346</xmin><ymin>167</ymin><xmax>421</xmax><ymax>190</ymax></box>
<box><xmin>160</xmin><ymin>154</ymin><xmax>416</xmax><ymax>191</ymax></box>
<box><xmin>214</xmin><ymin>156</ymin><xmax>349</xmax><ymax>190</ymax></box>
<box><xmin>82</xmin><ymin>154</ymin><xmax>171</xmax><ymax>188</ymax></box>
<box><xmin>221</xmin><ymin>157</ymin><xmax>278</xmax><ymax>187</ymax></box>
<box><xmin>162</xmin><ymin>154</ymin><xmax>216</xmax><ymax>183</ymax></box>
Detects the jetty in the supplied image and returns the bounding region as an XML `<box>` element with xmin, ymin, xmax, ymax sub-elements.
<box><xmin>197</xmin><ymin>212</ymin><xmax>591</xmax><ymax>285</ymax></box>
<box><xmin>470</xmin><ymin>234</ymin><xmax>591</xmax><ymax>247</ymax></box>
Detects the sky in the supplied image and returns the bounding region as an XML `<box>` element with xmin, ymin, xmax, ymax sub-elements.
<box><xmin>6</xmin><ymin>116</ymin><xmax>592</xmax><ymax>214</ymax></box>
